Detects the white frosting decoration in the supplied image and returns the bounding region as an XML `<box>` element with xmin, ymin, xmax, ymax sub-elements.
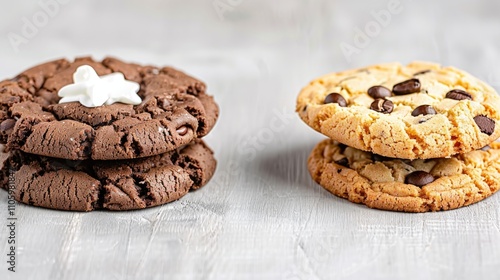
<box><xmin>58</xmin><ymin>65</ymin><xmax>142</xmax><ymax>107</ymax></box>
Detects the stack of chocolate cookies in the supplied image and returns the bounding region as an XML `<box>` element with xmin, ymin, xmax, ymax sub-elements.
<box><xmin>297</xmin><ymin>62</ymin><xmax>500</xmax><ymax>212</ymax></box>
<box><xmin>0</xmin><ymin>57</ymin><xmax>219</xmax><ymax>211</ymax></box>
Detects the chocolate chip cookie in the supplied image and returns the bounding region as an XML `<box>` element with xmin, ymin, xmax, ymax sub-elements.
<box><xmin>0</xmin><ymin>140</ymin><xmax>216</xmax><ymax>211</ymax></box>
<box><xmin>297</xmin><ymin>62</ymin><xmax>500</xmax><ymax>159</ymax></box>
<box><xmin>0</xmin><ymin>57</ymin><xmax>219</xmax><ymax>160</ymax></box>
<box><xmin>308</xmin><ymin>139</ymin><xmax>500</xmax><ymax>212</ymax></box>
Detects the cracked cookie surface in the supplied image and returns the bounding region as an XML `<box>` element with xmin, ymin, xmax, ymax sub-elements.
<box><xmin>0</xmin><ymin>57</ymin><xmax>219</xmax><ymax>160</ymax></box>
<box><xmin>297</xmin><ymin>62</ymin><xmax>500</xmax><ymax>159</ymax></box>
<box><xmin>0</xmin><ymin>140</ymin><xmax>216</xmax><ymax>211</ymax></box>
<box><xmin>308</xmin><ymin>139</ymin><xmax>500</xmax><ymax>212</ymax></box>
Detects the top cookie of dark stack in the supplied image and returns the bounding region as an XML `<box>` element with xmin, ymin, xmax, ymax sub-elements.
<box><xmin>0</xmin><ymin>57</ymin><xmax>219</xmax><ymax>160</ymax></box>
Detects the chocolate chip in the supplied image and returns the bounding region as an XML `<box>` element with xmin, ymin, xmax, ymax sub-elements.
<box><xmin>338</xmin><ymin>143</ymin><xmax>347</xmax><ymax>153</ymax></box>
<box><xmin>370</xmin><ymin>99</ymin><xmax>393</xmax><ymax>114</ymax></box>
<box><xmin>176</xmin><ymin>126</ymin><xmax>189</xmax><ymax>136</ymax></box>
<box><xmin>324</xmin><ymin>93</ymin><xmax>347</xmax><ymax>107</ymax></box>
<box><xmin>413</xmin><ymin>70</ymin><xmax>431</xmax><ymax>76</ymax></box>
<box><xmin>0</xmin><ymin>119</ymin><xmax>16</xmax><ymax>132</ymax></box>
<box><xmin>367</xmin><ymin>86</ymin><xmax>392</xmax><ymax>99</ymax></box>
<box><xmin>392</xmin><ymin>79</ymin><xmax>421</xmax><ymax>95</ymax></box>
<box><xmin>474</xmin><ymin>115</ymin><xmax>495</xmax><ymax>135</ymax></box>
<box><xmin>404</xmin><ymin>171</ymin><xmax>435</xmax><ymax>187</ymax></box>
<box><xmin>411</xmin><ymin>105</ymin><xmax>437</xmax><ymax>117</ymax></box>
<box><xmin>445</xmin><ymin>89</ymin><xmax>472</xmax><ymax>101</ymax></box>
<box><xmin>335</xmin><ymin>157</ymin><xmax>349</xmax><ymax>167</ymax></box>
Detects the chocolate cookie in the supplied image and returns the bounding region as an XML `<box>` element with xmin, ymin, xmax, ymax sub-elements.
<box><xmin>308</xmin><ymin>139</ymin><xmax>500</xmax><ymax>212</ymax></box>
<box><xmin>0</xmin><ymin>140</ymin><xmax>216</xmax><ymax>211</ymax></box>
<box><xmin>297</xmin><ymin>62</ymin><xmax>500</xmax><ymax>159</ymax></box>
<box><xmin>0</xmin><ymin>57</ymin><xmax>219</xmax><ymax>160</ymax></box>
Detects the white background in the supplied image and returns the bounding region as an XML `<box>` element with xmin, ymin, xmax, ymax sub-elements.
<box><xmin>1</xmin><ymin>0</ymin><xmax>500</xmax><ymax>279</ymax></box>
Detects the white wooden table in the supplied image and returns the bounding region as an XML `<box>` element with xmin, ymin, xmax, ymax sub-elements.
<box><xmin>1</xmin><ymin>0</ymin><xmax>500</xmax><ymax>279</ymax></box>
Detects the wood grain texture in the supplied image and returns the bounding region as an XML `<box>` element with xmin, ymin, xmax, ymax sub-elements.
<box><xmin>1</xmin><ymin>0</ymin><xmax>500</xmax><ymax>279</ymax></box>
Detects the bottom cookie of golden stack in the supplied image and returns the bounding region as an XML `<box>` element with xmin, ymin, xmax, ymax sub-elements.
<box><xmin>308</xmin><ymin>139</ymin><xmax>500</xmax><ymax>212</ymax></box>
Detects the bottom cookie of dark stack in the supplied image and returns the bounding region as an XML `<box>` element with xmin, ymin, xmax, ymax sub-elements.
<box><xmin>0</xmin><ymin>140</ymin><xmax>216</xmax><ymax>211</ymax></box>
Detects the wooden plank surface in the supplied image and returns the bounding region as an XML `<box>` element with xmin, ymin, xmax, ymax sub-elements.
<box><xmin>1</xmin><ymin>0</ymin><xmax>500</xmax><ymax>279</ymax></box>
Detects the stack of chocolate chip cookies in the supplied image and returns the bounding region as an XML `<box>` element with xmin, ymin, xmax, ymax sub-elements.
<box><xmin>0</xmin><ymin>57</ymin><xmax>219</xmax><ymax>211</ymax></box>
<box><xmin>297</xmin><ymin>62</ymin><xmax>500</xmax><ymax>212</ymax></box>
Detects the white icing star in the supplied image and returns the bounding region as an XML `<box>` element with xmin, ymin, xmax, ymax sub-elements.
<box><xmin>58</xmin><ymin>65</ymin><xmax>142</xmax><ymax>107</ymax></box>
